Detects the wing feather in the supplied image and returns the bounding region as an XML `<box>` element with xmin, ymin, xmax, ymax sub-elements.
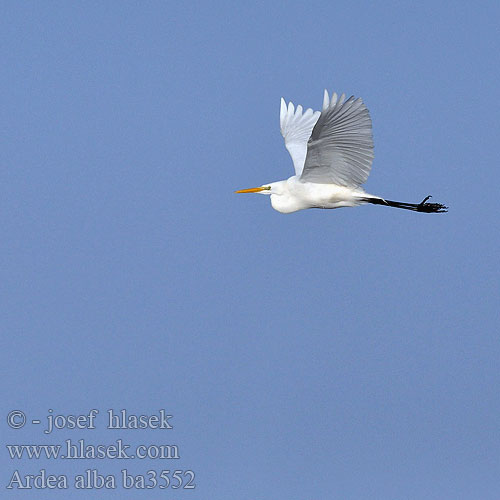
<box><xmin>280</xmin><ymin>97</ymin><xmax>321</xmax><ymax>176</ymax></box>
<box><xmin>301</xmin><ymin>90</ymin><xmax>374</xmax><ymax>187</ymax></box>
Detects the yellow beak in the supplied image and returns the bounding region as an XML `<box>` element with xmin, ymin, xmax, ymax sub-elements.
<box><xmin>234</xmin><ymin>186</ymin><xmax>270</xmax><ymax>193</ymax></box>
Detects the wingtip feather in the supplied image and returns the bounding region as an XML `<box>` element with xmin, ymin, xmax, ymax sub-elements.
<box><xmin>323</xmin><ymin>89</ymin><xmax>329</xmax><ymax>111</ymax></box>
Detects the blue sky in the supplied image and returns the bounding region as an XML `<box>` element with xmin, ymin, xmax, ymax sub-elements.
<box><xmin>1</xmin><ymin>1</ymin><xmax>499</xmax><ymax>499</ymax></box>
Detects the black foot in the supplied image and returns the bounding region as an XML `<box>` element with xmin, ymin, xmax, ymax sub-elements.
<box><xmin>416</xmin><ymin>195</ymin><xmax>448</xmax><ymax>213</ymax></box>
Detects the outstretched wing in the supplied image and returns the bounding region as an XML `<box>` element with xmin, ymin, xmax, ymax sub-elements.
<box><xmin>280</xmin><ymin>98</ymin><xmax>321</xmax><ymax>176</ymax></box>
<box><xmin>300</xmin><ymin>90</ymin><xmax>374</xmax><ymax>187</ymax></box>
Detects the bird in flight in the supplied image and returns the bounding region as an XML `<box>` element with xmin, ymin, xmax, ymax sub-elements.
<box><xmin>236</xmin><ymin>90</ymin><xmax>447</xmax><ymax>214</ymax></box>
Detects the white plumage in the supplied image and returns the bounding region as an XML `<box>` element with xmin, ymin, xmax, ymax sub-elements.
<box><xmin>236</xmin><ymin>89</ymin><xmax>447</xmax><ymax>215</ymax></box>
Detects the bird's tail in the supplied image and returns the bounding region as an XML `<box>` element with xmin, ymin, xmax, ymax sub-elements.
<box><xmin>361</xmin><ymin>195</ymin><xmax>448</xmax><ymax>213</ymax></box>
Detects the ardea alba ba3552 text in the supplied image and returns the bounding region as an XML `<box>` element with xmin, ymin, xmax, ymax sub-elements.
<box><xmin>236</xmin><ymin>90</ymin><xmax>447</xmax><ymax>214</ymax></box>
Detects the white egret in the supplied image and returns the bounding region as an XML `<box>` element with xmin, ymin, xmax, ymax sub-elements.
<box><xmin>236</xmin><ymin>89</ymin><xmax>447</xmax><ymax>214</ymax></box>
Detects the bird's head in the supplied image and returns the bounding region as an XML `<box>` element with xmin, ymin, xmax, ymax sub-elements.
<box><xmin>235</xmin><ymin>180</ymin><xmax>299</xmax><ymax>213</ymax></box>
